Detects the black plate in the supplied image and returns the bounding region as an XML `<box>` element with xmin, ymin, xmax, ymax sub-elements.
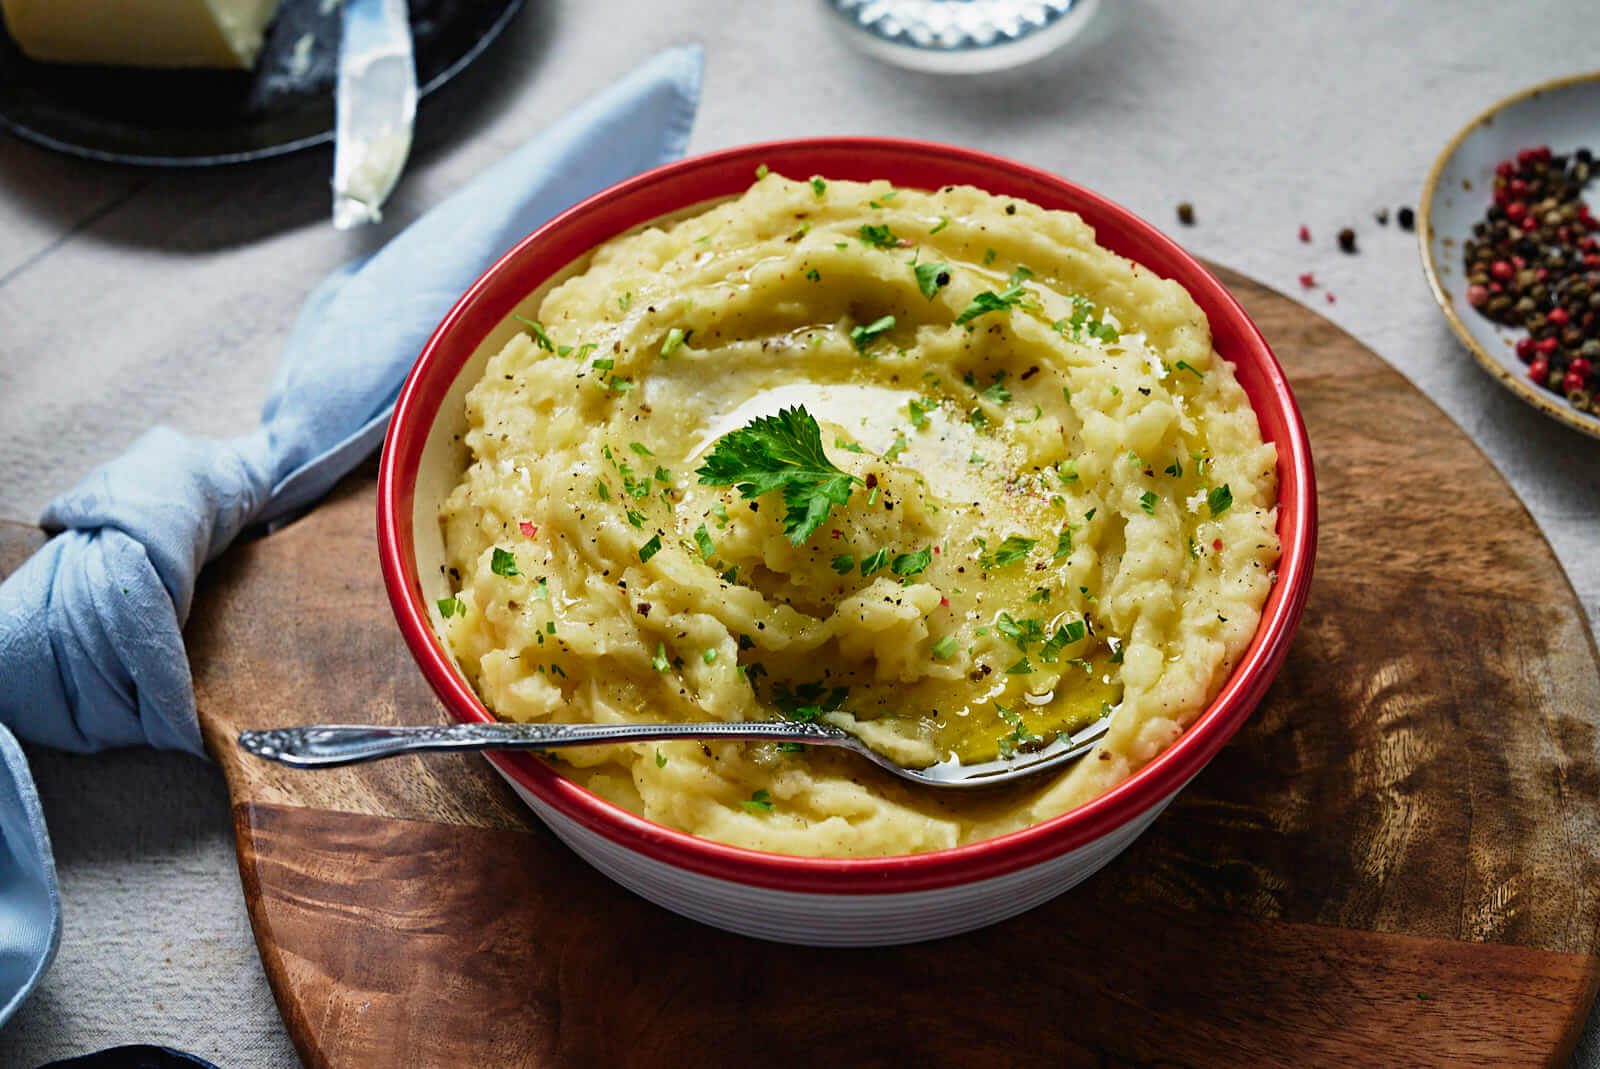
<box><xmin>0</xmin><ymin>0</ymin><xmax>524</xmax><ymax>166</ymax></box>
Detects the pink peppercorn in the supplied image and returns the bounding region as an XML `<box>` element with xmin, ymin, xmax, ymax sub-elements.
<box><xmin>1506</xmin><ymin>201</ymin><xmax>1527</xmax><ymax>222</ymax></box>
<box><xmin>1490</xmin><ymin>260</ymin><xmax>1514</xmax><ymax>281</ymax></box>
<box><xmin>1547</xmin><ymin>306</ymin><xmax>1570</xmax><ymax>328</ymax></box>
<box><xmin>1466</xmin><ymin>283</ymin><xmax>1489</xmax><ymax>307</ymax></box>
<box><xmin>1563</xmin><ymin>371</ymin><xmax>1585</xmax><ymax>394</ymax></box>
<box><xmin>1571</xmin><ymin>356</ymin><xmax>1593</xmax><ymax>379</ymax></box>
<box><xmin>1537</xmin><ymin>337</ymin><xmax>1559</xmax><ymax>355</ymax></box>
<box><xmin>1529</xmin><ymin>357</ymin><xmax>1550</xmax><ymax>383</ymax></box>
<box><xmin>1516</xmin><ymin>336</ymin><xmax>1538</xmax><ymax>361</ymax></box>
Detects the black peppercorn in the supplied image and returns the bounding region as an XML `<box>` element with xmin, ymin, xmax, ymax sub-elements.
<box><xmin>1176</xmin><ymin>202</ymin><xmax>1195</xmax><ymax>225</ymax></box>
<box><xmin>1337</xmin><ymin>227</ymin><xmax>1357</xmax><ymax>253</ymax></box>
<box><xmin>1397</xmin><ymin>206</ymin><xmax>1416</xmax><ymax>231</ymax></box>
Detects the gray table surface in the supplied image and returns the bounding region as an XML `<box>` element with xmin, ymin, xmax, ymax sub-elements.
<box><xmin>1</xmin><ymin>2</ymin><xmax>1596</xmax><ymax>1065</ymax></box>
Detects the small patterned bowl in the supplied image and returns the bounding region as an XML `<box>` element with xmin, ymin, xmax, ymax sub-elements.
<box><xmin>377</xmin><ymin>138</ymin><xmax>1317</xmax><ymax>946</ymax></box>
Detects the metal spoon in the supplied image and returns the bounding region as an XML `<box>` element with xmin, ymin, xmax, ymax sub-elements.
<box><xmin>237</xmin><ymin>715</ymin><xmax>1111</xmax><ymax>789</ymax></box>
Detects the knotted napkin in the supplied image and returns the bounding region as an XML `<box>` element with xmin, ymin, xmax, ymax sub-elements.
<box><xmin>0</xmin><ymin>44</ymin><xmax>702</xmax><ymax>1025</ymax></box>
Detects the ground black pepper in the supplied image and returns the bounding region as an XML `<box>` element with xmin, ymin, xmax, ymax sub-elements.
<box><xmin>1176</xmin><ymin>202</ymin><xmax>1195</xmax><ymax>225</ymax></box>
<box><xmin>1337</xmin><ymin>228</ymin><xmax>1357</xmax><ymax>253</ymax></box>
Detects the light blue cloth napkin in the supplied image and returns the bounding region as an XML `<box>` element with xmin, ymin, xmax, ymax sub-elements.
<box><xmin>0</xmin><ymin>44</ymin><xmax>702</xmax><ymax>1026</ymax></box>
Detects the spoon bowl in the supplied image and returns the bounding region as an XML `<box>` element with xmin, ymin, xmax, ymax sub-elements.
<box><xmin>238</xmin><ymin>716</ymin><xmax>1111</xmax><ymax>788</ymax></box>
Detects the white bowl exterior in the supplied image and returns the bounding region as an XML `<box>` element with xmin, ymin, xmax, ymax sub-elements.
<box><xmin>494</xmin><ymin>761</ymin><xmax>1178</xmax><ymax>946</ymax></box>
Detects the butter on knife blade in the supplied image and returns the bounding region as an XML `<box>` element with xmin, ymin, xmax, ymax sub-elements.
<box><xmin>332</xmin><ymin>0</ymin><xmax>417</xmax><ymax>229</ymax></box>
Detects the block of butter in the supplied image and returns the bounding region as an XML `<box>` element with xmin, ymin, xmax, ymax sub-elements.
<box><xmin>2</xmin><ymin>0</ymin><xmax>285</xmax><ymax>69</ymax></box>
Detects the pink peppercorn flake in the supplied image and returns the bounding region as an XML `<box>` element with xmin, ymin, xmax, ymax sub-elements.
<box><xmin>519</xmin><ymin>521</ymin><xmax>538</xmax><ymax>538</ymax></box>
<box><xmin>1212</xmin><ymin>539</ymin><xmax>1223</xmax><ymax>552</ymax></box>
<box><xmin>1326</xmin><ymin>292</ymin><xmax>1336</xmax><ymax>304</ymax></box>
<box><xmin>1298</xmin><ymin>272</ymin><xmax>1316</xmax><ymax>289</ymax></box>
<box><xmin>939</xmin><ymin>596</ymin><xmax>950</xmax><ymax>609</ymax></box>
<box><xmin>1298</xmin><ymin>225</ymin><xmax>1311</xmax><ymax>243</ymax></box>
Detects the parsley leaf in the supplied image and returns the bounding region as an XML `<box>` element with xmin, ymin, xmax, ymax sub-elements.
<box><xmin>809</xmin><ymin>176</ymin><xmax>827</xmax><ymax>195</ymax></box>
<box><xmin>931</xmin><ymin>635</ymin><xmax>959</xmax><ymax>660</ymax></box>
<box><xmin>490</xmin><ymin>548</ymin><xmax>519</xmax><ymax>577</ymax></box>
<box><xmin>1053</xmin><ymin>528</ymin><xmax>1074</xmax><ymax>560</ymax></box>
<box><xmin>651</xmin><ymin>643</ymin><xmax>670</xmax><ymax>671</ymax></box>
<box><xmin>955</xmin><ymin>284</ymin><xmax>1028</xmax><ymax>325</ymax></box>
<box><xmin>693</xmin><ymin>524</ymin><xmax>715</xmax><ymax>559</ymax></box>
<box><xmin>512</xmin><ymin>314</ymin><xmax>555</xmax><ymax>352</ymax></box>
<box><xmin>984</xmin><ymin>535</ymin><xmax>1036</xmax><ymax>568</ymax></box>
<box><xmin>661</xmin><ymin>327</ymin><xmax>687</xmax><ymax>358</ymax></box>
<box><xmin>891</xmin><ymin>546</ymin><xmax>932</xmax><ymax>578</ymax></box>
<box><xmin>695</xmin><ymin>405</ymin><xmax>860</xmax><ymax>545</ymax></box>
<box><xmin>914</xmin><ymin>261</ymin><xmax>952</xmax><ymax>300</ymax></box>
<box><xmin>436</xmin><ymin>595</ymin><xmax>464</xmax><ymax>618</ymax></box>
<box><xmin>655</xmin><ymin>748</ymin><xmax>667</xmax><ymax>767</ymax></box>
<box><xmin>1175</xmin><ymin>360</ymin><xmax>1204</xmax><ymax>379</ymax></box>
<box><xmin>930</xmin><ymin>216</ymin><xmax>950</xmax><ymax>234</ymax></box>
<box><xmin>851</xmin><ymin>314</ymin><xmax>896</xmax><ymax>352</ymax></box>
<box><xmin>832</xmin><ymin>553</ymin><xmax>856</xmax><ymax>575</ymax></box>
<box><xmin>859</xmin><ymin>547</ymin><xmax>890</xmax><ymax>576</ymax></box>
<box><xmin>1208</xmin><ymin>484</ymin><xmax>1233</xmax><ymax>516</ymax></box>
<box><xmin>858</xmin><ymin>224</ymin><xmax>900</xmax><ymax>248</ymax></box>
<box><xmin>638</xmin><ymin>534</ymin><xmax>662</xmax><ymax>562</ymax></box>
<box><xmin>1140</xmin><ymin>491</ymin><xmax>1159</xmax><ymax>515</ymax></box>
<box><xmin>741</xmin><ymin>788</ymin><xmax>775</xmax><ymax>814</ymax></box>
<box><xmin>978</xmin><ymin>377</ymin><xmax>1012</xmax><ymax>405</ymax></box>
<box><xmin>908</xmin><ymin>397</ymin><xmax>935</xmax><ymax>429</ymax></box>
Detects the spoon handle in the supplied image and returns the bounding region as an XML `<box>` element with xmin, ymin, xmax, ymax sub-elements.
<box><xmin>238</xmin><ymin>720</ymin><xmax>850</xmax><ymax>769</ymax></box>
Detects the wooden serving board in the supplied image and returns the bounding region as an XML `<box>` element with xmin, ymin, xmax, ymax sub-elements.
<box><xmin>6</xmin><ymin>265</ymin><xmax>1600</xmax><ymax>1067</ymax></box>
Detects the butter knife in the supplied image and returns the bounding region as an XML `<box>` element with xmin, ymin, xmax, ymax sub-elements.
<box><xmin>331</xmin><ymin>0</ymin><xmax>418</xmax><ymax>229</ymax></box>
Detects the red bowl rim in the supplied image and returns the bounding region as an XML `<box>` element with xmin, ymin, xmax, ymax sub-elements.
<box><xmin>378</xmin><ymin>136</ymin><xmax>1317</xmax><ymax>895</ymax></box>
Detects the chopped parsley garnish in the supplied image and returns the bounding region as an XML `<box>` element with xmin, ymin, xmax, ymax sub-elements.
<box><xmin>1007</xmin><ymin>265</ymin><xmax>1034</xmax><ymax>286</ymax></box>
<box><xmin>810</xmin><ymin>176</ymin><xmax>827</xmax><ymax>196</ymax></box>
<box><xmin>983</xmin><ymin>248</ymin><xmax>997</xmax><ymax>265</ymax></box>
<box><xmin>696</xmin><ymin>405</ymin><xmax>861</xmax><ymax>545</ymax></box>
<box><xmin>891</xmin><ymin>546</ymin><xmax>932</xmax><ymax>578</ymax></box>
<box><xmin>661</xmin><ymin>327</ymin><xmax>687</xmax><ymax>358</ymax></box>
<box><xmin>850</xmin><ymin>314</ymin><xmax>896</xmax><ymax>351</ymax></box>
<box><xmin>693</xmin><ymin>524</ymin><xmax>715</xmax><ymax>559</ymax></box>
<box><xmin>629</xmin><ymin>442</ymin><xmax>654</xmax><ymax>457</ymax></box>
<box><xmin>835</xmin><ymin>436</ymin><xmax>866</xmax><ymax>454</ymax></box>
<box><xmin>655</xmin><ymin>749</ymin><xmax>667</xmax><ymax>767</ymax></box>
<box><xmin>931</xmin><ymin>635</ymin><xmax>959</xmax><ymax>660</ymax></box>
<box><xmin>638</xmin><ymin>533</ymin><xmax>662</xmax><ymax>562</ymax></box>
<box><xmin>1006</xmin><ymin>656</ymin><xmax>1033</xmax><ymax>675</ymax></box>
<box><xmin>978</xmin><ymin>377</ymin><xmax>1012</xmax><ymax>405</ymax></box>
<box><xmin>741</xmin><ymin>788</ymin><xmax>774</xmax><ymax>814</ymax></box>
<box><xmin>512</xmin><ymin>314</ymin><xmax>554</xmax><ymax>352</ymax></box>
<box><xmin>930</xmin><ymin>216</ymin><xmax>950</xmax><ymax>234</ymax></box>
<box><xmin>1187</xmin><ymin>534</ymin><xmax>1199</xmax><ymax>560</ymax></box>
<box><xmin>884</xmin><ymin>433</ymin><xmax>909</xmax><ymax>461</ymax></box>
<box><xmin>1027</xmin><ymin>586</ymin><xmax>1052</xmax><ymax>604</ymax></box>
<box><xmin>1208</xmin><ymin>484</ymin><xmax>1233</xmax><ymax>516</ymax></box>
<box><xmin>955</xmin><ymin>284</ymin><xmax>1028</xmax><ymax>325</ymax></box>
<box><xmin>908</xmin><ymin>397</ymin><xmax>936</xmax><ymax>429</ymax></box>
<box><xmin>1175</xmin><ymin>360</ymin><xmax>1204</xmax><ymax>379</ymax></box>
<box><xmin>1108</xmin><ymin>639</ymin><xmax>1125</xmax><ymax>664</ymax></box>
<box><xmin>651</xmin><ymin>643</ymin><xmax>670</xmax><ymax>671</ymax></box>
<box><xmin>1056</xmin><ymin>460</ymin><xmax>1079</xmax><ymax>484</ymax></box>
<box><xmin>626</xmin><ymin>508</ymin><xmax>646</xmax><ymax>528</ymax></box>
<box><xmin>772</xmin><ymin>681</ymin><xmax>848</xmax><ymax>722</ymax></box>
<box><xmin>610</xmin><ymin>377</ymin><xmax>636</xmax><ymax>393</ymax></box>
<box><xmin>490</xmin><ymin>548</ymin><xmax>519</xmax><ymax>577</ymax></box>
<box><xmin>859</xmin><ymin>547</ymin><xmax>890</xmax><ymax>576</ymax></box>
<box><xmin>1039</xmin><ymin>619</ymin><xmax>1087</xmax><ymax>663</ymax></box>
<box><xmin>969</xmin><ymin>452</ymin><xmax>986</xmax><ymax>466</ymax></box>
<box><xmin>436</xmin><ymin>595</ymin><xmax>464</xmax><ymax>618</ymax></box>
<box><xmin>1053</xmin><ymin>528</ymin><xmax>1074</xmax><ymax>560</ymax></box>
<box><xmin>1140</xmin><ymin>491</ymin><xmax>1159</xmax><ymax>515</ymax></box>
<box><xmin>832</xmin><ymin>553</ymin><xmax>856</xmax><ymax>574</ymax></box>
<box><xmin>703</xmin><ymin>648</ymin><xmax>717</xmax><ymax>665</ymax></box>
<box><xmin>914</xmin><ymin>261</ymin><xmax>952</xmax><ymax>300</ymax></box>
<box><xmin>1164</xmin><ymin>456</ymin><xmax>1183</xmax><ymax>478</ymax></box>
<box><xmin>858</xmin><ymin>223</ymin><xmax>900</xmax><ymax>249</ymax></box>
<box><xmin>596</xmin><ymin>479</ymin><xmax>612</xmax><ymax>501</ymax></box>
<box><xmin>984</xmin><ymin>535</ymin><xmax>1036</xmax><ymax>569</ymax></box>
<box><xmin>533</xmin><ymin>576</ymin><xmax>550</xmax><ymax>601</ymax></box>
<box><xmin>755</xmin><ymin>163</ymin><xmax>770</xmax><ymax>179</ymax></box>
<box><xmin>805</xmin><ymin>268</ymin><xmax>821</xmax><ymax>282</ymax></box>
<box><xmin>996</xmin><ymin>612</ymin><xmax>1045</xmax><ymax>652</ymax></box>
<box><xmin>591</xmin><ymin>357</ymin><xmax>614</xmax><ymax>372</ymax></box>
<box><xmin>619</xmin><ymin>292</ymin><xmax>632</xmax><ymax>311</ymax></box>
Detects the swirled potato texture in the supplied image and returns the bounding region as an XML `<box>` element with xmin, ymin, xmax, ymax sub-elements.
<box><xmin>438</xmin><ymin>174</ymin><xmax>1279</xmax><ymax>857</ymax></box>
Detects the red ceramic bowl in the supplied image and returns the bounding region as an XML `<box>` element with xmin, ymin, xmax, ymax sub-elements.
<box><xmin>378</xmin><ymin>137</ymin><xmax>1316</xmax><ymax>945</ymax></box>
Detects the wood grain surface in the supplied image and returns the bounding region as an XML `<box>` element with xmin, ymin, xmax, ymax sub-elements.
<box><xmin>7</xmin><ymin>265</ymin><xmax>1599</xmax><ymax>1067</ymax></box>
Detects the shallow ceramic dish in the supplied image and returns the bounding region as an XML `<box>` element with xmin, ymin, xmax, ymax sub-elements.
<box><xmin>1419</xmin><ymin>71</ymin><xmax>1600</xmax><ymax>440</ymax></box>
<box><xmin>377</xmin><ymin>138</ymin><xmax>1317</xmax><ymax>946</ymax></box>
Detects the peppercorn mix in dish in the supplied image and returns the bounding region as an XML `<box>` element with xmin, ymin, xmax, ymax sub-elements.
<box><xmin>436</xmin><ymin>173</ymin><xmax>1280</xmax><ymax>857</ymax></box>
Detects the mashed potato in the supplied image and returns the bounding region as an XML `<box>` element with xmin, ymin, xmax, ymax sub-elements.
<box><xmin>437</xmin><ymin>173</ymin><xmax>1279</xmax><ymax>857</ymax></box>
